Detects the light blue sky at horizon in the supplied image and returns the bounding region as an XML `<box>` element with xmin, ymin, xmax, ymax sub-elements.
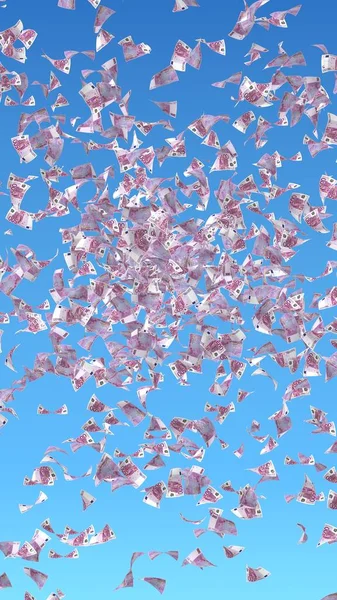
<box><xmin>1</xmin><ymin>0</ymin><xmax>337</xmax><ymax>599</ymax></box>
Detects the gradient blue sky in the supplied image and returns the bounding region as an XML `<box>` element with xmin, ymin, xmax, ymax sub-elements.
<box><xmin>1</xmin><ymin>0</ymin><xmax>337</xmax><ymax>598</ymax></box>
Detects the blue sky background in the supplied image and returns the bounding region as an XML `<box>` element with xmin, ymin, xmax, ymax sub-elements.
<box><xmin>1</xmin><ymin>0</ymin><xmax>337</xmax><ymax>598</ymax></box>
